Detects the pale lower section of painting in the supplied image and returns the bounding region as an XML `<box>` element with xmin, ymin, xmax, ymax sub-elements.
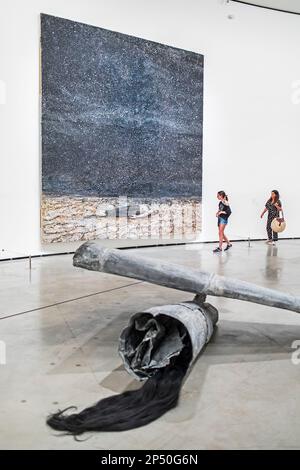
<box><xmin>41</xmin><ymin>196</ymin><xmax>202</xmax><ymax>243</ymax></box>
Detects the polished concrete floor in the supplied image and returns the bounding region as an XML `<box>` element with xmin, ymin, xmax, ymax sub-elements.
<box><xmin>1</xmin><ymin>240</ymin><xmax>300</xmax><ymax>449</ymax></box>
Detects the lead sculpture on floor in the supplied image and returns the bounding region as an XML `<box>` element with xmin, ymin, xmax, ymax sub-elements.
<box><xmin>47</xmin><ymin>242</ymin><xmax>300</xmax><ymax>436</ymax></box>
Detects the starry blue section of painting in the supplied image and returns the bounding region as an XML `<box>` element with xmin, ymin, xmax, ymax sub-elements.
<box><xmin>41</xmin><ymin>14</ymin><xmax>203</xmax><ymax>198</ymax></box>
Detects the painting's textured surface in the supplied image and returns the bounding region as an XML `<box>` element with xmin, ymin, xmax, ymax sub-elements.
<box><xmin>41</xmin><ymin>14</ymin><xmax>203</xmax><ymax>242</ymax></box>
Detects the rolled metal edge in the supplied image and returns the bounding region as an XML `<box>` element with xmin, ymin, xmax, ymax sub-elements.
<box><xmin>118</xmin><ymin>300</ymin><xmax>218</xmax><ymax>380</ymax></box>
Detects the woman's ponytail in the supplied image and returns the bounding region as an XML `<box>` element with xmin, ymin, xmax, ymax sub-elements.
<box><xmin>217</xmin><ymin>191</ymin><xmax>228</xmax><ymax>201</ymax></box>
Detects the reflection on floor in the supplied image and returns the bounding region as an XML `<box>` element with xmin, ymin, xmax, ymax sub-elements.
<box><xmin>0</xmin><ymin>240</ymin><xmax>300</xmax><ymax>449</ymax></box>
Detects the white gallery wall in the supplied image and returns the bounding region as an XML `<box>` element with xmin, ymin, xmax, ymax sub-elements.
<box><xmin>0</xmin><ymin>0</ymin><xmax>300</xmax><ymax>255</ymax></box>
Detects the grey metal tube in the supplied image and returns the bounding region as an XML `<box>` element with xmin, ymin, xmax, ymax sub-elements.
<box><xmin>73</xmin><ymin>241</ymin><xmax>300</xmax><ymax>314</ymax></box>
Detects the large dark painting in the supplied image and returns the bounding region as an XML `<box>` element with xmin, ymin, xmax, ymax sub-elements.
<box><xmin>41</xmin><ymin>14</ymin><xmax>203</xmax><ymax>243</ymax></box>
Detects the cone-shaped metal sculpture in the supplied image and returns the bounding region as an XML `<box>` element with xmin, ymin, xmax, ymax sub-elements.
<box><xmin>73</xmin><ymin>241</ymin><xmax>300</xmax><ymax>314</ymax></box>
<box><xmin>49</xmin><ymin>241</ymin><xmax>300</xmax><ymax>436</ymax></box>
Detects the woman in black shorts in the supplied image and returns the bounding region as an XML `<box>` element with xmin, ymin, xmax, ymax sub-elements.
<box><xmin>213</xmin><ymin>191</ymin><xmax>232</xmax><ymax>253</ymax></box>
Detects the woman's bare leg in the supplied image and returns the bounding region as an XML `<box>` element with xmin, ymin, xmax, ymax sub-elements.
<box><xmin>219</xmin><ymin>225</ymin><xmax>225</xmax><ymax>249</ymax></box>
<box><xmin>223</xmin><ymin>230</ymin><xmax>230</xmax><ymax>244</ymax></box>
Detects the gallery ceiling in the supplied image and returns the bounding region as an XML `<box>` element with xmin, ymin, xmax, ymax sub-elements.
<box><xmin>230</xmin><ymin>0</ymin><xmax>300</xmax><ymax>15</ymax></box>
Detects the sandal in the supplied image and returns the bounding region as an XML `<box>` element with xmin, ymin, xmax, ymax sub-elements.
<box><xmin>224</xmin><ymin>243</ymin><xmax>232</xmax><ymax>251</ymax></box>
